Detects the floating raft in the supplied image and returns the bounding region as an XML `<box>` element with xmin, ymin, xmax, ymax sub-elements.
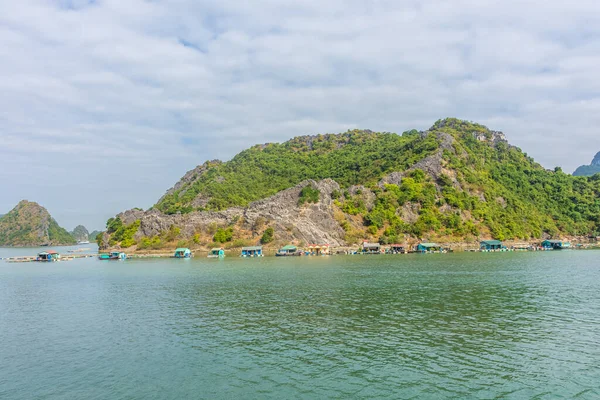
<box><xmin>126</xmin><ymin>254</ymin><xmax>176</xmax><ymax>259</ymax></box>
<box><xmin>2</xmin><ymin>254</ymin><xmax>97</xmax><ymax>263</ymax></box>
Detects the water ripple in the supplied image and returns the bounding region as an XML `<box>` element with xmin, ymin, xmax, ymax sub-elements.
<box><xmin>1</xmin><ymin>251</ymin><xmax>599</xmax><ymax>399</ymax></box>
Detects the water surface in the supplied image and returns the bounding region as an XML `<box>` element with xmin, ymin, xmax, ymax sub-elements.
<box><xmin>1</xmin><ymin>250</ymin><xmax>599</xmax><ymax>399</ymax></box>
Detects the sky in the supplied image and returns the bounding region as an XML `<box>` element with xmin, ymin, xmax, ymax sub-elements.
<box><xmin>1</xmin><ymin>0</ymin><xmax>600</xmax><ymax>230</ymax></box>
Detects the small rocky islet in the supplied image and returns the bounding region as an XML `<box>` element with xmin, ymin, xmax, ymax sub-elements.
<box><xmin>0</xmin><ymin>200</ymin><xmax>76</xmax><ymax>247</ymax></box>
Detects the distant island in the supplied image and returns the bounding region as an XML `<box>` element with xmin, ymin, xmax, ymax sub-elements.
<box><xmin>0</xmin><ymin>200</ymin><xmax>76</xmax><ymax>247</ymax></box>
<box><xmin>573</xmin><ymin>151</ymin><xmax>600</xmax><ymax>177</ymax></box>
<box><xmin>97</xmin><ymin>118</ymin><xmax>600</xmax><ymax>252</ymax></box>
<box><xmin>89</xmin><ymin>230</ymin><xmax>102</xmax><ymax>241</ymax></box>
<box><xmin>71</xmin><ymin>225</ymin><xmax>90</xmax><ymax>243</ymax></box>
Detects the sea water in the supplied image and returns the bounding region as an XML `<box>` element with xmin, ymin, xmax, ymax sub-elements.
<box><xmin>1</xmin><ymin>249</ymin><xmax>599</xmax><ymax>399</ymax></box>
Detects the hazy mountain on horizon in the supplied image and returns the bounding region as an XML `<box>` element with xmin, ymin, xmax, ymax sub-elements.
<box><xmin>573</xmin><ymin>151</ymin><xmax>600</xmax><ymax>177</ymax></box>
<box><xmin>71</xmin><ymin>225</ymin><xmax>90</xmax><ymax>242</ymax></box>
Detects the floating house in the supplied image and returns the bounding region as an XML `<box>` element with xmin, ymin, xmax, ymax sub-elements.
<box><xmin>480</xmin><ymin>240</ymin><xmax>504</xmax><ymax>251</ymax></box>
<box><xmin>388</xmin><ymin>244</ymin><xmax>406</xmax><ymax>254</ymax></box>
<box><xmin>276</xmin><ymin>245</ymin><xmax>300</xmax><ymax>257</ymax></box>
<box><xmin>241</xmin><ymin>246</ymin><xmax>263</xmax><ymax>257</ymax></box>
<box><xmin>98</xmin><ymin>251</ymin><xmax>127</xmax><ymax>260</ymax></box>
<box><xmin>306</xmin><ymin>244</ymin><xmax>330</xmax><ymax>256</ymax></box>
<box><xmin>37</xmin><ymin>250</ymin><xmax>60</xmax><ymax>262</ymax></box>
<box><xmin>208</xmin><ymin>248</ymin><xmax>225</xmax><ymax>258</ymax></box>
<box><xmin>416</xmin><ymin>243</ymin><xmax>442</xmax><ymax>253</ymax></box>
<box><xmin>362</xmin><ymin>242</ymin><xmax>381</xmax><ymax>254</ymax></box>
<box><xmin>174</xmin><ymin>248</ymin><xmax>192</xmax><ymax>258</ymax></box>
<box><xmin>541</xmin><ymin>240</ymin><xmax>571</xmax><ymax>250</ymax></box>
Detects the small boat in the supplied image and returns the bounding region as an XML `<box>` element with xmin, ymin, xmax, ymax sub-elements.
<box><xmin>305</xmin><ymin>244</ymin><xmax>330</xmax><ymax>256</ymax></box>
<box><xmin>386</xmin><ymin>244</ymin><xmax>406</xmax><ymax>254</ymax></box>
<box><xmin>208</xmin><ymin>248</ymin><xmax>225</xmax><ymax>258</ymax></box>
<box><xmin>173</xmin><ymin>248</ymin><xmax>192</xmax><ymax>258</ymax></box>
<box><xmin>241</xmin><ymin>246</ymin><xmax>263</xmax><ymax>257</ymax></box>
<box><xmin>36</xmin><ymin>250</ymin><xmax>60</xmax><ymax>262</ymax></box>
<box><xmin>77</xmin><ymin>240</ymin><xmax>90</xmax><ymax>245</ymax></box>
<box><xmin>276</xmin><ymin>245</ymin><xmax>302</xmax><ymax>257</ymax></box>
<box><xmin>361</xmin><ymin>242</ymin><xmax>382</xmax><ymax>254</ymax></box>
<box><xmin>98</xmin><ymin>251</ymin><xmax>127</xmax><ymax>260</ymax></box>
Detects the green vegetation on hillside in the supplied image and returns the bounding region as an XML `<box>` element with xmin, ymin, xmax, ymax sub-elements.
<box><xmin>48</xmin><ymin>220</ymin><xmax>76</xmax><ymax>244</ymax></box>
<box><xmin>105</xmin><ymin>217</ymin><xmax>140</xmax><ymax>248</ymax></box>
<box><xmin>88</xmin><ymin>230</ymin><xmax>101</xmax><ymax>241</ymax></box>
<box><xmin>156</xmin><ymin>129</ymin><xmax>438</xmax><ymax>213</ymax></box>
<box><xmin>344</xmin><ymin>121</ymin><xmax>600</xmax><ymax>242</ymax></box>
<box><xmin>213</xmin><ymin>227</ymin><xmax>233</xmax><ymax>243</ymax></box>
<box><xmin>260</xmin><ymin>227</ymin><xmax>275</xmax><ymax>244</ymax></box>
<box><xmin>298</xmin><ymin>186</ymin><xmax>320</xmax><ymax>206</ymax></box>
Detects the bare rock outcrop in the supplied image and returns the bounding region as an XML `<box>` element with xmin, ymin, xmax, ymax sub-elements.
<box><xmin>377</xmin><ymin>130</ymin><xmax>459</xmax><ymax>189</ymax></box>
<box><xmin>117</xmin><ymin>179</ymin><xmax>348</xmax><ymax>247</ymax></box>
<box><xmin>378</xmin><ymin>171</ymin><xmax>402</xmax><ymax>188</ymax></box>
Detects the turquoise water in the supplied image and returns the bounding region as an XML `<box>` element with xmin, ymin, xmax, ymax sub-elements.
<box><xmin>1</xmin><ymin>250</ymin><xmax>599</xmax><ymax>399</ymax></box>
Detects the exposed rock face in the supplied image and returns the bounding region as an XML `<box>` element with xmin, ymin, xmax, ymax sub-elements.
<box><xmin>378</xmin><ymin>171</ymin><xmax>403</xmax><ymax>188</ymax></box>
<box><xmin>473</xmin><ymin>130</ymin><xmax>508</xmax><ymax>146</ymax></box>
<box><xmin>410</xmin><ymin>131</ymin><xmax>457</xmax><ymax>181</ymax></box>
<box><xmin>378</xmin><ymin>130</ymin><xmax>460</xmax><ymax>188</ymax></box>
<box><xmin>592</xmin><ymin>152</ymin><xmax>600</xmax><ymax>166</ymax></box>
<box><xmin>291</xmin><ymin>132</ymin><xmax>360</xmax><ymax>151</ymax></box>
<box><xmin>116</xmin><ymin>179</ymin><xmax>347</xmax><ymax>248</ymax></box>
<box><xmin>71</xmin><ymin>225</ymin><xmax>89</xmax><ymax>242</ymax></box>
<box><xmin>0</xmin><ymin>200</ymin><xmax>75</xmax><ymax>246</ymax></box>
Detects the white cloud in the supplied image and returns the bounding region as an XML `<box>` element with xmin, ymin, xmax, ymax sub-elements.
<box><xmin>1</xmin><ymin>0</ymin><xmax>600</xmax><ymax>228</ymax></box>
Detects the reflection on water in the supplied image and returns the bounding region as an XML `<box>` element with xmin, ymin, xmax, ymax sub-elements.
<box><xmin>1</xmin><ymin>251</ymin><xmax>599</xmax><ymax>399</ymax></box>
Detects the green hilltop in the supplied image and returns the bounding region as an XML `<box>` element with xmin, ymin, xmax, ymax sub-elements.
<box><xmin>0</xmin><ymin>200</ymin><xmax>76</xmax><ymax>247</ymax></box>
<box><xmin>156</xmin><ymin>128</ymin><xmax>440</xmax><ymax>213</ymax></box>
<box><xmin>103</xmin><ymin>118</ymin><xmax>600</xmax><ymax>248</ymax></box>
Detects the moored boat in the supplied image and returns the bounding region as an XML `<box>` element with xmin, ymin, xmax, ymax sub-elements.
<box><xmin>541</xmin><ymin>239</ymin><xmax>571</xmax><ymax>250</ymax></box>
<box><xmin>36</xmin><ymin>250</ymin><xmax>60</xmax><ymax>262</ymax></box>
<box><xmin>98</xmin><ymin>251</ymin><xmax>127</xmax><ymax>260</ymax></box>
<box><xmin>276</xmin><ymin>245</ymin><xmax>302</xmax><ymax>256</ymax></box>
<box><xmin>387</xmin><ymin>244</ymin><xmax>406</xmax><ymax>254</ymax></box>
<box><xmin>241</xmin><ymin>246</ymin><xmax>263</xmax><ymax>257</ymax></box>
<box><xmin>361</xmin><ymin>242</ymin><xmax>381</xmax><ymax>254</ymax></box>
<box><xmin>415</xmin><ymin>243</ymin><xmax>445</xmax><ymax>253</ymax></box>
<box><xmin>306</xmin><ymin>244</ymin><xmax>330</xmax><ymax>256</ymax></box>
<box><xmin>208</xmin><ymin>248</ymin><xmax>225</xmax><ymax>258</ymax></box>
<box><xmin>173</xmin><ymin>248</ymin><xmax>192</xmax><ymax>258</ymax></box>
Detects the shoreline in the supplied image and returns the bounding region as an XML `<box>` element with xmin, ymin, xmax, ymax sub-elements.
<box><xmin>105</xmin><ymin>239</ymin><xmax>599</xmax><ymax>258</ymax></box>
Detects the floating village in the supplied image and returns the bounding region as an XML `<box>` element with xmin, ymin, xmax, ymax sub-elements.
<box><xmin>2</xmin><ymin>238</ymin><xmax>595</xmax><ymax>263</ymax></box>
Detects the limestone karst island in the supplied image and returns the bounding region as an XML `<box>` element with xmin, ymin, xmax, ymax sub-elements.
<box><xmin>85</xmin><ymin>118</ymin><xmax>600</xmax><ymax>255</ymax></box>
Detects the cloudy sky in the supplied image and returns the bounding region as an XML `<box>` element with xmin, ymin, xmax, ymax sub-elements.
<box><xmin>1</xmin><ymin>0</ymin><xmax>600</xmax><ymax>230</ymax></box>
